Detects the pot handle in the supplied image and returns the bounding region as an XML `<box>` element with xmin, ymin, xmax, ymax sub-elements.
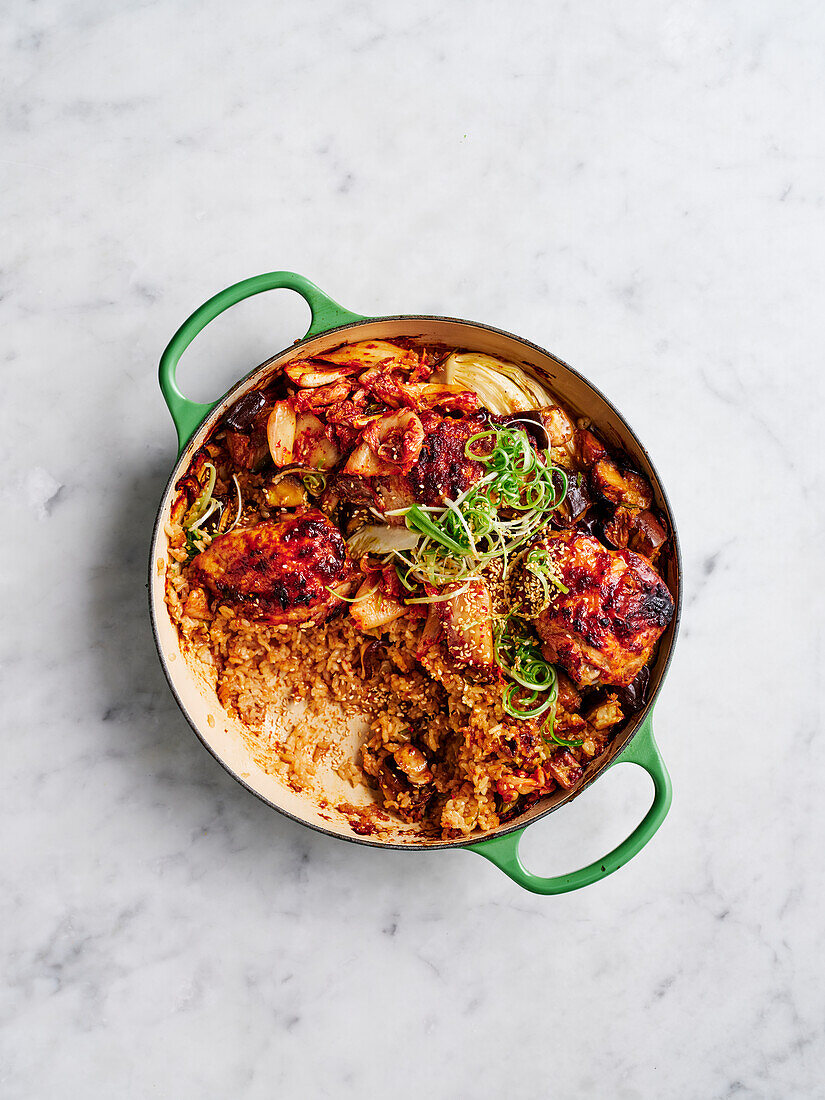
<box><xmin>158</xmin><ymin>271</ymin><xmax>367</xmax><ymax>452</ymax></box>
<box><xmin>466</xmin><ymin>713</ymin><xmax>672</xmax><ymax>894</ymax></box>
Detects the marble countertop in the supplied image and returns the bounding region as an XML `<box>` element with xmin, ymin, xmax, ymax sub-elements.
<box><xmin>2</xmin><ymin>1</ymin><xmax>823</xmax><ymax>1096</ymax></box>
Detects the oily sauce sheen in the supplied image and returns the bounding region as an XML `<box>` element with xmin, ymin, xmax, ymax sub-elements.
<box><xmin>190</xmin><ymin>510</ymin><xmax>354</xmax><ymax>624</ymax></box>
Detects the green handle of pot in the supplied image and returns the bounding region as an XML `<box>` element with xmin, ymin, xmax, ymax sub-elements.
<box><xmin>158</xmin><ymin>271</ymin><xmax>366</xmax><ymax>453</ymax></box>
<box><xmin>467</xmin><ymin>713</ymin><xmax>671</xmax><ymax>894</ymax></box>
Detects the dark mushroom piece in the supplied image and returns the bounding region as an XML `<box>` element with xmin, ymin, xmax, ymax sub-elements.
<box><xmin>223</xmin><ymin>390</ymin><xmax>267</xmax><ymax>432</ymax></box>
<box><xmin>496</xmin><ymin>410</ymin><xmax>547</xmax><ymax>449</ymax></box>
<box><xmin>591</xmin><ymin>457</ymin><xmax>653</xmax><ymax>511</ymax></box>
<box><xmin>615</xmin><ymin>666</ymin><xmax>650</xmax><ymax>715</ymax></box>
<box><xmin>546</xmin><ymin>750</ymin><xmax>584</xmax><ymax>790</ymax></box>
<box><xmin>603</xmin><ymin>506</ymin><xmax>667</xmax><ymax>560</ymax></box>
<box><xmin>628</xmin><ymin>510</ymin><xmax>667</xmax><ymax>559</ymax></box>
<box><xmin>359</xmin><ymin>640</ymin><xmax>385</xmax><ymax>679</ymax></box>
<box><xmin>553</xmin><ymin>472</ymin><xmax>591</xmax><ymax>528</ymax></box>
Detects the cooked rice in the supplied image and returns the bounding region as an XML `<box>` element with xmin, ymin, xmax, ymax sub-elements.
<box><xmin>165</xmin><ymin>516</ymin><xmax>610</xmax><ymax>840</ymax></box>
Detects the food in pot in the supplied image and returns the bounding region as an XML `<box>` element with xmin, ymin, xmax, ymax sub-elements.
<box><xmin>525</xmin><ymin>530</ymin><xmax>674</xmax><ymax>688</ymax></box>
<box><xmin>165</xmin><ymin>339</ymin><xmax>674</xmax><ymax>839</ymax></box>
<box><xmin>190</xmin><ymin>511</ymin><xmax>355</xmax><ymax>625</ymax></box>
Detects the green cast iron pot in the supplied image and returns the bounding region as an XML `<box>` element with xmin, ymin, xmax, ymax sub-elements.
<box><xmin>149</xmin><ymin>272</ymin><xmax>682</xmax><ymax>894</ymax></box>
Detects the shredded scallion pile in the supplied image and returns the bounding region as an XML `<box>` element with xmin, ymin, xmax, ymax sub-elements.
<box><xmin>522</xmin><ymin>544</ymin><xmax>569</xmax><ymax>602</ymax></box>
<box><xmin>495</xmin><ymin>615</ymin><xmax>582</xmax><ymax>748</ymax></box>
<box><xmin>384</xmin><ymin>424</ymin><xmax>568</xmax><ymax>590</ymax></box>
<box><xmin>182</xmin><ymin>462</ymin><xmax>222</xmax><ymax>560</ymax></box>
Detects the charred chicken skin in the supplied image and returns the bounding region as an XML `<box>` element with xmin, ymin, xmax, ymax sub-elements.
<box><xmin>190</xmin><ymin>509</ymin><xmax>355</xmax><ymax>625</ymax></box>
<box><xmin>531</xmin><ymin>530</ymin><xmax>673</xmax><ymax>688</ymax></box>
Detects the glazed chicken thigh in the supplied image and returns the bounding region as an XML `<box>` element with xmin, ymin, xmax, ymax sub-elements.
<box><xmin>530</xmin><ymin>530</ymin><xmax>673</xmax><ymax>688</ymax></box>
<box><xmin>191</xmin><ymin>509</ymin><xmax>355</xmax><ymax>625</ymax></box>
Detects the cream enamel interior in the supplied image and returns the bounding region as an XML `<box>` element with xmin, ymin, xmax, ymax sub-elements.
<box><xmin>150</xmin><ymin>318</ymin><xmax>681</xmax><ymax>849</ymax></box>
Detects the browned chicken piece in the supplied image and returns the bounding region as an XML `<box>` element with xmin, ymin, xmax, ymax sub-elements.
<box><xmin>408</xmin><ymin>411</ymin><xmax>487</xmax><ymax>500</ymax></box>
<box><xmin>532</xmin><ymin>530</ymin><xmax>673</xmax><ymax>688</ymax></box>
<box><xmin>190</xmin><ymin>509</ymin><xmax>355</xmax><ymax>625</ymax></box>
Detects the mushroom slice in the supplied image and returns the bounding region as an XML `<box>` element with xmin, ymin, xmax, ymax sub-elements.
<box><xmin>546</xmin><ymin>750</ymin><xmax>584</xmax><ymax>790</ymax></box>
<box><xmin>591</xmin><ymin>459</ymin><xmax>653</xmax><ymax>510</ymax></box>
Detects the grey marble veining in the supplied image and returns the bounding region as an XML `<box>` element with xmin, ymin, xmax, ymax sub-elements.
<box><xmin>1</xmin><ymin>1</ymin><xmax>823</xmax><ymax>1097</ymax></box>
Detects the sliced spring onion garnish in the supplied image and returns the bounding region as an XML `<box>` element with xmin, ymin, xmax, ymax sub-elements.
<box><xmin>403</xmin><ymin>581</ymin><xmax>472</xmax><ymax>604</ymax></box>
<box><xmin>543</xmin><ymin>720</ymin><xmax>584</xmax><ymax>749</ymax></box>
<box><xmin>340</xmin><ymin>426</ymin><xmax>570</xmax><ymax>734</ymax></box>
<box><xmin>225</xmin><ymin>474</ymin><xmax>243</xmax><ymax>534</ymax></box>
<box><xmin>495</xmin><ymin>617</ymin><xmax>556</xmax><ymax>689</ymax></box>
<box><xmin>301</xmin><ymin>471</ymin><xmax>327</xmax><ymax>496</ymax></box>
<box><xmin>183</xmin><ymin>462</ymin><xmax>216</xmax><ymax>527</ymax></box>
<box><xmin>403</xmin><ymin>505</ymin><xmax>471</xmax><ymax>557</ymax></box>
<box><xmin>501</xmin><ymin>416</ymin><xmax>553</xmax><ymax>449</ymax></box>
<box><xmin>495</xmin><ymin>613</ymin><xmax>574</xmax><ymax>746</ymax></box>
<box><xmin>188</xmin><ymin>496</ymin><xmax>222</xmax><ymax>530</ymax></box>
<box><xmin>394</xmin><ymin>560</ymin><xmax>418</xmax><ymax>591</ymax></box>
<box><xmin>523</xmin><ymin>545</ymin><xmax>569</xmax><ymax>602</ymax></box>
<box><xmin>503</xmin><ymin>682</ymin><xmax>554</xmax><ymax>720</ymax></box>
<box><xmin>383</xmin><ymin>426</ymin><xmax>567</xmax><ymax>590</ymax></box>
<box><xmin>325</xmin><ymin>583</ymin><xmax>378</xmax><ymax>604</ymax></box>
